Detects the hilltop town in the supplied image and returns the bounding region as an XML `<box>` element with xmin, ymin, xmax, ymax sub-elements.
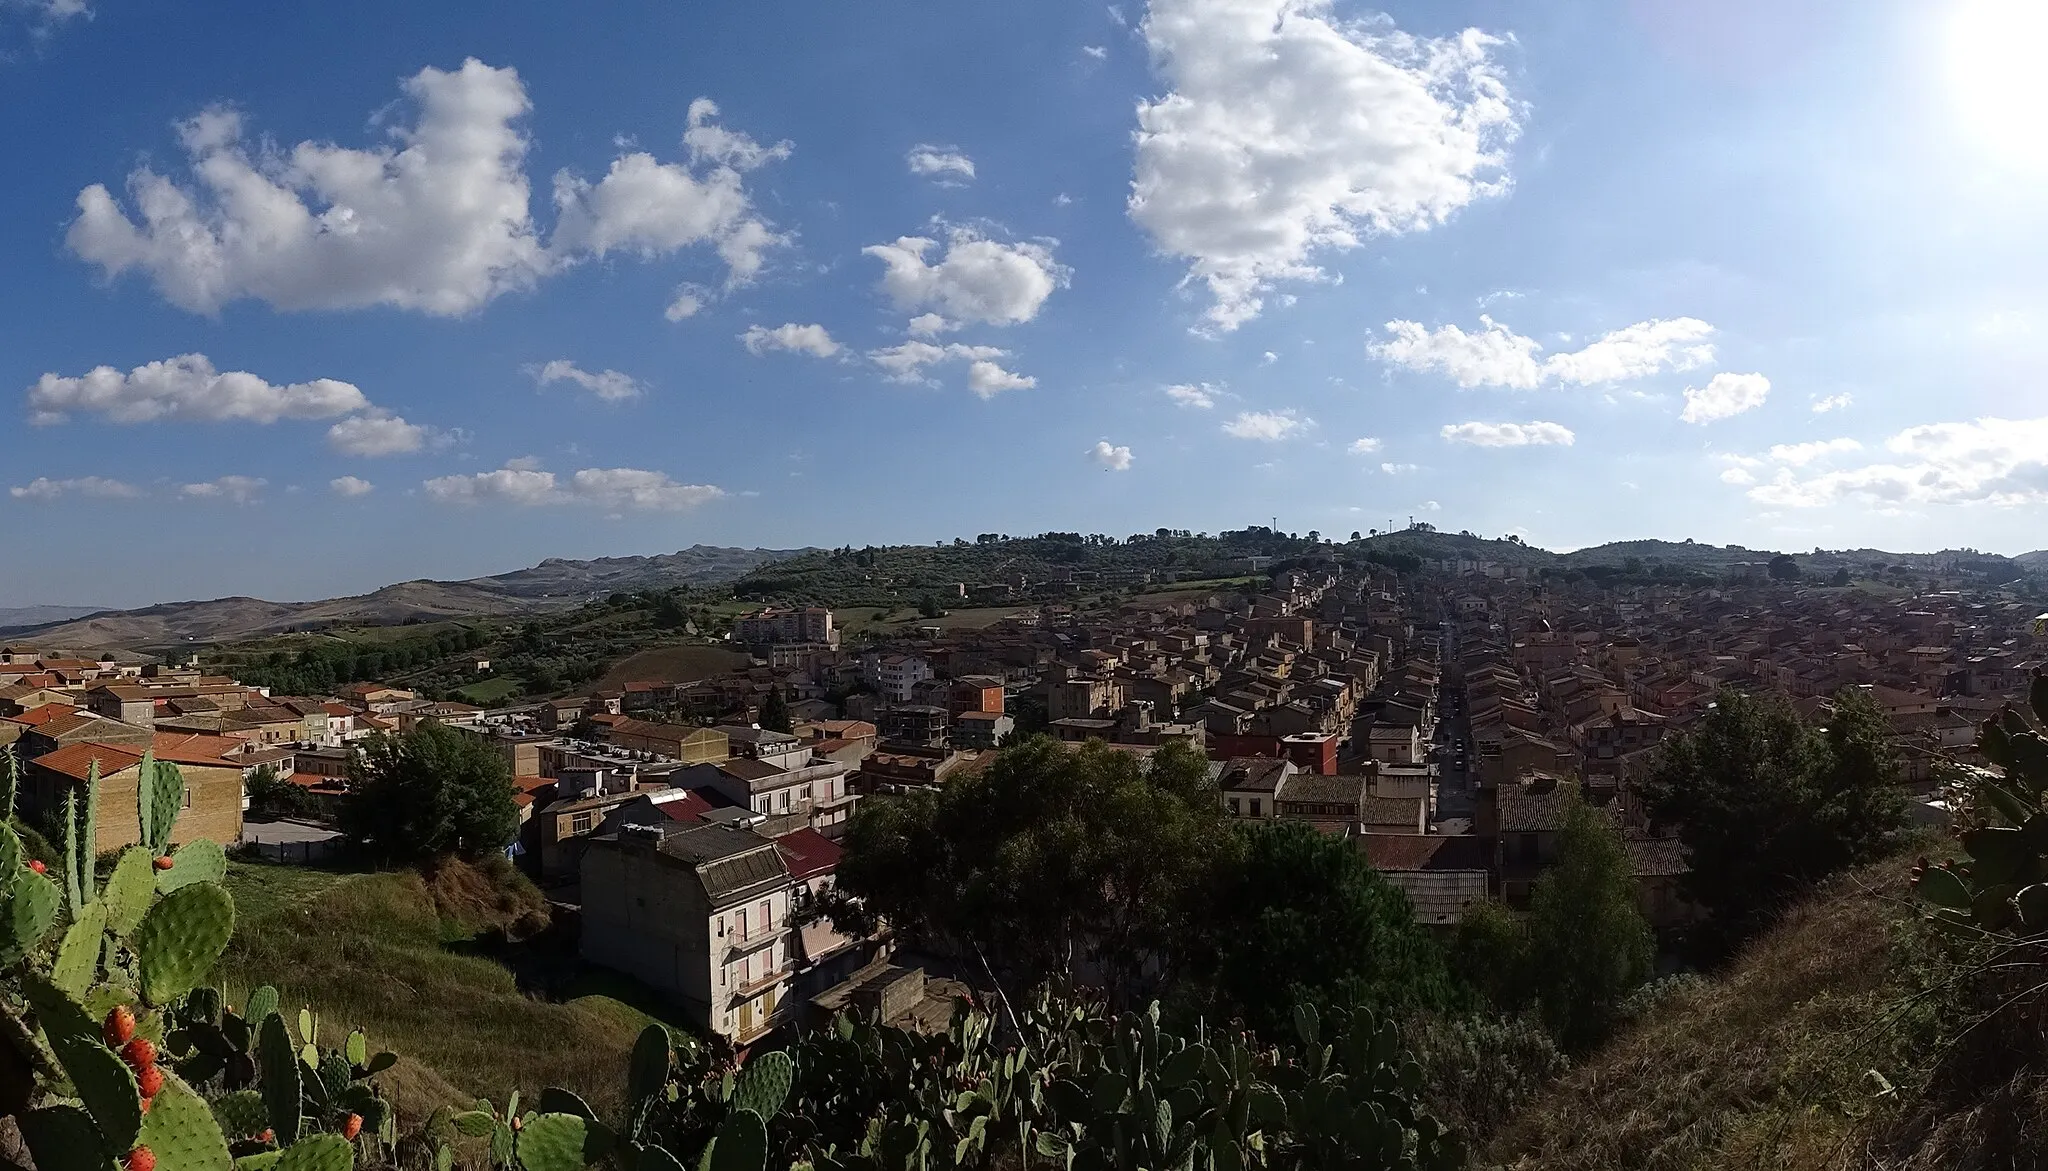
<box><xmin>3</xmin><ymin>534</ymin><xmax>2037</xmax><ymax>1053</ymax></box>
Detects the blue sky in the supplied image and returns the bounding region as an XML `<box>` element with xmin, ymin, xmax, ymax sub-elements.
<box><xmin>5</xmin><ymin>0</ymin><xmax>2048</xmax><ymax>608</ymax></box>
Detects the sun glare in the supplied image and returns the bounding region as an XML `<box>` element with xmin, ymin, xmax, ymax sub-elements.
<box><xmin>1947</xmin><ymin>0</ymin><xmax>2048</xmax><ymax>168</ymax></box>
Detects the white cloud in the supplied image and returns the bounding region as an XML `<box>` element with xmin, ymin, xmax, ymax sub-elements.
<box><xmin>1439</xmin><ymin>420</ymin><xmax>1574</xmax><ymax>447</ymax></box>
<box><xmin>531</xmin><ymin>360</ymin><xmax>645</xmax><ymax>402</ymax></box>
<box><xmin>664</xmin><ymin>288</ymin><xmax>706</xmax><ymax>321</ymax></box>
<box><xmin>966</xmin><ymin>360</ymin><xmax>1036</xmax><ymax>399</ymax></box>
<box><xmin>863</xmin><ymin>227</ymin><xmax>1069</xmax><ymax>326</ymax></box>
<box><xmin>27</xmin><ymin>353</ymin><xmax>367</xmax><ymax>425</ymax></box>
<box><xmin>1260</xmin><ymin>350</ymin><xmax>1278</xmax><ymax>365</ymax></box>
<box><xmin>69</xmin><ymin>63</ymin><xmax>786</xmax><ymax>317</ymax></box>
<box><xmin>1129</xmin><ymin>0</ymin><xmax>1519</xmax><ymax>330</ymax></box>
<box><xmin>1420</xmin><ymin>500</ymin><xmax>1441</xmax><ymax>511</ymax></box>
<box><xmin>1720</xmin><ymin>466</ymin><xmax>1756</xmax><ymax>485</ymax></box>
<box><xmin>1222</xmin><ymin>409</ymin><xmax>1309</xmax><ymax>441</ymax></box>
<box><xmin>906</xmin><ymin>313</ymin><xmax>956</xmax><ymax>338</ymax></box>
<box><xmin>1347</xmin><ymin>437</ymin><xmax>1383</xmax><ymax>454</ymax></box>
<box><xmin>1082</xmin><ymin>45</ymin><xmax>1109</xmax><ymax>60</ymax></box>
<box><xmin>423</xmin><ymin>462</ymin><xmax>725</xmax><ymax>511</ymax></box>
<box><xmin>1679</xmin><ymin>372</ymin><xmax>1771</xmax><ymax>424</ymax></box>
<box><xmin>326</xmin><ymin>412</ymin><xmax>430</xmax><ymax>457</ymax></box>
<box><xmin>329</xmin><ymin>476</ymin><xmax>374</xmax><ymax>497</ymax></box>
<box><xmin>866</xmin><ymin>341</ymin><xmax>1010</xmax><ymax>386</ymax></box>
<box><xmin>1380</xmin><ymin>462</ymin><xmax>1418</xmax><ymax>475</ymax></box>
<box><xmin>1748</xmin><ymin>417</ymin><xmax>2048</xmax><ymax>509</ymax></box>
<box><xmin>1165</xmin><ymin>382</ymin><xmax>1219</xmax><ymax>409</ymax></box>
<box><xmin>1370</xmin><ymin>315</ymin><xmax>1715</xmax><ymax>389</ymax></box>
<box><xmin>1089</xmin><ymin>440</ymin><xmax>1134</xmax><ymax>470</ymax></box>
<box><xmin>1767</xmin><ymin>437</ymin><xmax>1861</xmax><ymax>467</ymax></box>
<box><xmin>1371</xmin><ymin>316</ymin><xmax>1541</xmax><ymax>389</ymax></box>
<box><xmin>741</xmin><ymin>323</ymin><xmax>841</xmax><ymax>359</ymax></box>
<box><xmin>180</xmin><ymin>475</ymin><xmax>266</xmax><ymax>504</ymax></box>
<box><xmin>9</xmin><ymin>476</ymin><xmax>140</xmax><ymax>501</ymax></box>
<box><xmin>1811</xmin><ymin>392</ymin><xmax>1853</xmax><ymax>413</ymax></box>
<box><xmin>905</xmin><ymin>144</ymin><xmax>976</xmax><ymax>181</ymax></box>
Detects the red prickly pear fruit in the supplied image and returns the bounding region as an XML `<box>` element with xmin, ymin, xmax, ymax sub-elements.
<box><xmin>153</xmin><ymin>856</ymin><xmax>174</xmax><ymax>871</ymax></box>
<box><xmin>121</xmin><ymin>1038</ymin><xmax>158</xmax><ymax>1069</ymax></box>
<box><xmin>27</xmin><ymin>860</ymin><xmax>44</xmax><ymax>874</ymax></box>
<box><xmin>104</xmin><ymin>1005</ymin><xmax>137</xmax><ymax>1047</ymax></box>
<box><xmin>343</xmin><ymin>1114</ymin><xmax>363</xmax><ymax>1140</ymax></box>
<box><xmin>257</xmin><ymin>1129</ymin><xmax>274</xmax><ymax>1144</ymax></box>
<box><xmin>508</xmin><ymin>1116</ymin><xmax>521</xmax><ymax>1133</ymax></box>
<box><xmin>136</xmin><ymin>1064</ymin><xmax>165</xmax><ymax>1100</ymax></box>
<box><xmin>126</xmin><ymin>1148</ymin><xmax>155</xmax><ymax>1171</ymax></box>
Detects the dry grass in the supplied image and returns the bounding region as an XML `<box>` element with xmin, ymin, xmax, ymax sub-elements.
<box><xmin>1490</xmin><ymin>859</ymin><xmax>1939</xmax><ymax>1171</ymax></box>
<box><xmin>596</xmin><ymin>644</ymin><xmax>751</xmax><ymax>691</ymax></box>
<box><xmin>219</xmin><ymin>856</ymin><xmax>662</xmax><ymax>1127</ymax></box>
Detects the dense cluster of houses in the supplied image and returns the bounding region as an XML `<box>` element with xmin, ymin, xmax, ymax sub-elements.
<box><xmin>3</xmin><ymin>563</ymin><xmax>2035</xmax><ymax>1047</ymax></box>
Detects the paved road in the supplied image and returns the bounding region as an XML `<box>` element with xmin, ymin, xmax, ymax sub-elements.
<box><xmin>1433</xmin><ymin>619</ymin><xmax>1477</xmax><ymax>821</ymax></box>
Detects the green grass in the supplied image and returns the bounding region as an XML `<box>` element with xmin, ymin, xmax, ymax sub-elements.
<box><xmin>455</xmin><ymin>676</ymin><xmax>523</xmax><ymax>704</ymax></box>
<box><xmin>219</xmin><ymin>857</ymin><xmax>688</xmax><ymax>1124</ymax></box>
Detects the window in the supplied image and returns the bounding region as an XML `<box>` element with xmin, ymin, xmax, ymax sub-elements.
<box><xmin>569</xmin><ymin>811</ymin><xmax>593</xmax><ymax>834</ymax></box>
<box><xmin>1249</xmin><ymin>798</ymin><xmax>1261</xmax><ymax>817</ymax></box>
<box><xmin>777</xmin><ymin>789</ymin><xmax>789</xmax><ymax>812</ymax></box>
<box><xmin>760</xmin><ymin>899</ymin><xmax>773</xmax><ymax>933</ymax></box>
<box><xmin>182</xmin><ymin>786</ymin><xmax>193</xmax><ymax>809</ymax></box>
<box><xmin>1228</xmin><ymin>797</ymin><xmax>1241</xmax><ymax>816</ymax></box>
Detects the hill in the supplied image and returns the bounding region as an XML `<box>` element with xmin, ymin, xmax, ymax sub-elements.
<box><xmin>1491</xmin><ymin>853</ymin><xmax>2042</xmax><ymax>1171</ymax></box>
<box><xmin>0</xmin><ymin>604</ymin><xmax>110</xmax><ymax>628</ymax></box>
<box><xmin>3</xmin><ymin>544</ymin><xmax>806</xmax><ymax>648</ymax></box>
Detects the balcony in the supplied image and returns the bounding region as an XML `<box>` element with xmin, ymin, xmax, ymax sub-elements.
<box><xmin>724</xmin><ymin>924</ymin><xmax>785</xmax><ymax>959</ymax></box>
<box><xmin>731</xmin><ymin>965</ymin><xmax>792</xmax><ymax>1002</ymax></box>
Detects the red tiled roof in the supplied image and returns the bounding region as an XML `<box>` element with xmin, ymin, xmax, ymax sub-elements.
<box><xmin>1357</xmin><ymin>833</ymin><xmax>1490</xmax><ymax>872</ymax></box>
<box><xmin>151</xmin><ymin>732</ymin><xmax>246</xmax><ymax>768</ymax></box>
<box><xmin>32</xmin><ymin>742</ymin><xmax>143</xmax><ymax>781</ymax></box>
<box><xmin>656</xmin><ymin>790</ymin><xmax>717</xmax><ymax>823</ymax></box>
<box><xmin>775</xmin><ymin>827</ymin><xmax>842</xmax><ymax>880</ymax></box>
<box><xmin>36</xmin><ymin>711</ymin><xmax>114</xmax><ymax>739</ymax></box>
<box><xmin>287</xmin><ymin>772</ymin><xmax>347</xmax><ymax>794</ymax></box>
<box><xmin>9</xmin><ymin>703</ymin><xmax>77</xmax><ymax>727</ymax></box>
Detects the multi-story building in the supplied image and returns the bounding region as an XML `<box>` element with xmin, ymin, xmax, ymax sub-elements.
<box><xmin>736</xmin><ymin>607</ymin><xmax>837</xmax><ymax>649</ymax></box>
<box><xmin>861</xmin><ymin>654</ymin><xmax>933</xmax><ymax>704</ymax></box>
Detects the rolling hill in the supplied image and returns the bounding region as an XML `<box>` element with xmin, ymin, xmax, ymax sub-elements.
<box><xmin>2</xmin><ymin>545</ymin><xmax>809</xmax><ymax>648</ymax></box>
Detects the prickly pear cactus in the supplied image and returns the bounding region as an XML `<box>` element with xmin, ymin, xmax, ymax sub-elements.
<box><xmin>103</xmin><ymin>846</ymin><xmax>160</xmax><ymax>936</ymax></box>
<box><xmin>730</xmin><ymin>1050</ymin><xmax>791</xmax><ymax>1121</ymax></box>
<box><xmin>158</xmin><ymin>839</ymin><xmax>228</xmax><ymax>894</ymax></box>
<box><xmin>1917</xmin><ymin>669</ymin><xmax>2048</xmax><ymax>933</ymax></box>
<box><xmin>514</xmin><ymin>1112</ymin><xmax>609</xmax><ymax>1171</ymax></box>
<box><xmin>133</xmin><ymin>881</ymin><xmax>236</xmax><ymax>1006</ymax></box>
<box><xmin>136</xmin><ymin>1072</ymin><xmax>234</xmax><ymax>1171</ymax></box>
<box><xmin>272</xmin><ymin>1132</ymin><xmax>354</xmax><ymax>1171</ymax></box>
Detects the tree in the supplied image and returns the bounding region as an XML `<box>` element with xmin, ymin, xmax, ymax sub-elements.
<box><xmin>833</xmin><ymin>736</ymin><xmax>1233</xmax><ymax>1006</ymax></box>
<box><xmin>1643</xmin><ymin>687</ymin><xmax>1908</xmax><ymax>955</ymax></box>
<box><xmin>245</xmin><ymin>763</ymin><xmax>317</xmax><ymax>821</ymax></box>
<box><xmin>1767</xmin><ymin>554</ymin><xmax>1802</xmax><ymax>581</ymax></box>
<box><xmin>917</xmin><ymin>594</ymin><xmax>947</xmax><ymax>619</ymax></box>
<box><xmin>1830</xmin><ymin>566</ymin><xmax>1852</xmax><ymax>586</ymax></box>
<box><xmin>1448</xmin><ymin>900</ymin><xmax>1527</xmax><ymax>1013</ymax></box>
<box><xmin>340</xmin><ymin>721</ymin><xmax>520</xmax><ymax>865</ymax></box>
<box><xmin>759</xmin><ymin>686</ymin><xmax>793</xmax><ymax>734</ymax></box>
<box><xmin>1523</xmin><ymin>797</ymin><xmax>1654</xmax><ymax>1051</ymax></box>
<box><xmin>1183</xmin><ymin>820</ymin><xmax>1454</xmax><ymax>1037</ymax></box>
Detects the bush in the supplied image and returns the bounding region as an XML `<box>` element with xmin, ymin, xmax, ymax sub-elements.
<box><xmin>1408</xmin><ymin>1012</ymin><xmax>1568</xmax><ymax>1145</ymax></box>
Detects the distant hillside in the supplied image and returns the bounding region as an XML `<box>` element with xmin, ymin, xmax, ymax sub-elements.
<box><xmin>0</xmin><ymin>604</ymin><xmax>109</xmax><ymax>629</ymax></box>
<box><xmin>2016</xmin><ymin>549</ymin><xmax>2048</xmax><ymax>567</ymax></box>
<box><xmin>1</xmin><ymin>545</ymin><xmax>807</xmax><ymax>649</ymax></box>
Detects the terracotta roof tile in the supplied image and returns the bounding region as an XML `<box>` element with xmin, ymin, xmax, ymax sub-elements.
<box><xmin>32</xmin><ymin>742</ymin><xmax>143</xmax><ymax>781</ymax></box>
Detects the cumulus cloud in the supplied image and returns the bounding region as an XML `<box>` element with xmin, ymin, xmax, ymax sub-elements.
<box><xmin>1130</xmin><ymin>0</ymin><xmax>1519</xmax><ymax>329</ymax></box>
<box><xmin>1082</xmin><ymin>44</ymin><xmax>1109</xmax><ymax>59</ymax></box>
<box><xmin>9</xmin><ymin>476</ymin><xmax>141</xmax><ymax>501</ymax></box>
<box><xmin>663</xmin><ymin>288</ymin><xmax>706</xmax><ymax>322</ymax></box>
<box><xmin>863</xmin><ymin>227</ymin><xmax>1069</xmax><ymax>326</ymax></box>
<box><xmin>326</xmin><ymin>413</ymin><xmax>431</xmax><ymax>457</ymax></box>
<box><xmin>1165</xmin><ymin>382</ymin><xmax>1219</xmax><ymax>409</ymax></box>
<box><xmin>1679</xmin><ymin>372</ymin><xmax>1770</xmax><ymax>424</ymax></box>
<box><xmin>1089</xmin><ymin>440</ymin><xmax>1135</xmax><ymax>470</ymax></box>
<box><xmin>68</xmin><ymin>62</ymin><xmax>787</xmax><ymax>317</ymax></box>
<box><xmin>741</xmin><ymin>323</ymin><xmax>841</xmax><ymax>358</ymax></box>
<box><xmin>179</xmin><ymin>475</ymin><xmax>266</xmax><ymax>504</ymax></box>
<box><xmin>906</xmin><ymin>145</ymin><xmax>976</xmax><ymax>181</ymax></box>
<box><xmin>27</xmin><ymin>354</ymin><xmax>368</xmax><ymax>425</ymax></box>
<box><xmin>1380</xmin><ymin>462</ymin><xmax>1418</xmax><ymax>475</ymax></box>
<box><xmin>1748</xmin><ymin>417</ymin><xmax>2048</xmax><ymax>509</ymax></box>
<box><xmin>1222</xmin><ymin>409</ymin><xmax>1309</xmax><ymax>441</ymax></box>
<box><xmin>1811</xmin><ymin>392</ymin><xmax>1853</xmax><ymax>413</ymax></box>
<box><xmin>906</xmin><ymin>313</ymin><xmax>956</xmax><ymax>338</ymax></box>
<box><xmin>966</xmin><ymin>360</ymin><xmax>1036</xmax><ymax>398</ymax></box>
<box><xmin>866</xmin><ymin>340</ymin><xmax>1014</xmax><ymax>389</ymax></box>
<box><xmin>1439</xmin><ymin>420</ymin><xmax>1574</xmax><ymax>447</ymax></box>
<box><xmin>530</xmin><ymin>360</ymin><xmax>645</xmax><ymax>402</ymax></box>
<box><xmin>423</xmin><ymin>463</ymin><xmax>725</xmax><ymax>511</ymax></box>
<box><xmin>1370</xmin><ymin>316</ymin><xmax>1715</xmax><ymax>389</ymax></box>
<box><xmin>1347</xmin><ymin>437</ymin><xmax>1383</xmax><ymax>454</ymax></box>
<box><xmin>329</xmin><ymin>476</ymin><xmax>375</xmax><ymax>497</ymax></box>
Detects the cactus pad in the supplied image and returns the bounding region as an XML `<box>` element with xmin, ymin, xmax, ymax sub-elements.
<box><xmin>344</xmin><ymin>1030</ymin><xmax>367</xmax><ymax>1068</ymax></box>
<box><xmin>731</xmin><ymin>1051</ymin><xmax>792</xmax><ymax>1121</ymax></box>
<box><xmin>0</xmin><ymin>820</ymin><xmax>21</xmax><ymax>884</ymax></box>
<box><xmin>709</xmin><ymin>1109</ymin><xmax>768</xmax><ymax>1171</ymax></box>
<box><xmin>515</xmin><ymin>1112</ymin><xmax>602</xmax><ymax>1171</ymax></box>
<box><xmin>234</xmin><ymin>1154</ymin><xmax>284</xmax><ymax>1171</ymax></box>
<box><xmin>244</xmin><ymin>986</ymin><xmax>280</xmax><ymax>1027</ymax></box>
<box><xmin>5</xmin><ymin>865</ymin><xmax>60</xmax><ymax>960</ymax></box>
<box><xmin>142</xmin><ymin>754</ymin><xmax>186</xmax><ymax>858</ymax></box>
<box><xmin>138</xmin><ymin>1071</ymin><xmax>233</xmax><ymax>1171</ymax></box>
<box><xmin>134</xmin><ymin>881</ymin><xmax>235</xmax><ymax>1006</ymax></box>
<box><xmin>19</xmin><ymin>1103</ymin><xmax>111</xmax><ymax>1171</ymax></box>
<box><xmin>52</xmin><ymin>899</ymin><xmax>108</xmax><ymax>998</ymax></box>
<box><xmin>211</xmin><ymin>1089</ymin><xmax>270</xmax><ymax>1138</ymax></box>
<box><xmin>51</xmin><ymin>1033</ymin><xmax>143</xmax><ymax>1152</ymax></box>
<box><xmin>158</xmin><ymin>840</ymin><xmax>228</xmax><ymax>895</ymax></box>
<box><xmin>627</xmin><ymin>1025</ymin><xmax>671</xmax><ymax>1107</ymax></box>
<box><xmin>104</xmin><ymin>847</ymin><xmax>160</xmax><ymax>936</ymax></box>
<box><xmin>450</xmin><ymin>1110</ymin><xmax>496</xmax><ymax>1138</ymax></box>
<box><xmin>259</xmin><ymin>1013</ymin><xmax>303</xmax><ymax>1146</ymax></box>
<box><xmin>273</xmin><ymin>1133</ymin><xmax>353</xmax><ymax>1171</ymax></box>
<box><xmin>22</xmin><ymin>969</ymin><xmax>98</xmax><ymax>1048</ymax></box>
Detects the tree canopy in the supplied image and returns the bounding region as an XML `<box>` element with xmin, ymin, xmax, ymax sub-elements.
<box><xmin>1523</xmin><ymin>797</ymin><xmax>1654</xmax><ymax>1050</ymax></box>
<box><xmin>1643</xmin><ymin>686</ymin><xmax>1907</xmax><ymax>955</ymax></box>
<box><xmin>339</xmin><ymin>721</ymin><xmax>520</xmax><ymax>865</ymax></box>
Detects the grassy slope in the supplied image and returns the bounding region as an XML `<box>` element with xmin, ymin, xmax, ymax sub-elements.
<box><xmin>1489</xmin><ymin>856</ymin><xmax>1997</xmax><ymax>1171</ymax></box>
<box><xmin>219</xmin><ymin>858</ymin><xmax>676</xmax><ymax>1123</ymax></box>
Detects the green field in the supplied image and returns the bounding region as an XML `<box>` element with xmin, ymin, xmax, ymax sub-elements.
<box><xmin>455</xmin><ymin>676</ymin><xmax>524</xmax><ymax>704</ymax></box>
